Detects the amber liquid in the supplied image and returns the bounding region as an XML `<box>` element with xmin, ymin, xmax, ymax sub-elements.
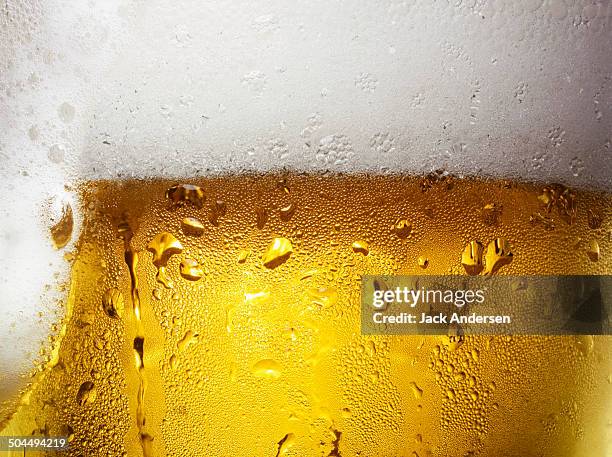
<box><xmin>2</xmin><ymin>174</ymin><xmax>610</xmax><ymax>456</ymax></box>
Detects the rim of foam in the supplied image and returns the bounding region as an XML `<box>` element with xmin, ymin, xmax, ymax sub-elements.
<box><xmin>69</xmin><ymin>167</ymin><xmax>612</xmax><ymax>192</ymax></box>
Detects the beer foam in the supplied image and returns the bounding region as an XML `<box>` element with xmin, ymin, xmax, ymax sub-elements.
<box><xmin>1</xmin><ymin>0</ymin><xmax>611</xmax><ymax>416</ymax></box>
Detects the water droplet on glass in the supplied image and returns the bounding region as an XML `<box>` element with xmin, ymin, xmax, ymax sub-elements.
<box><xmin>575</xmin><ymin>335</ymin><xmax>594</xmax><ymax>356</ymax></box>
<box><xmin>169</xmin><ymin>354</ymin><xmax>177</xmax><ymax>369</ymax></box>
<box><xmin>237</xmin><ymin>249</ymin><xmax>251</xmax><ymax>263</ymax></box>
<box><xmin>393</xmin><ymin>219</ymin><xmax>412</xmax><ymax>238</ymax></box>
<box><xmin>252</xmin><ymin>359</ymin><xmax>282</xmax><ymax>379</ymax></box>
<box><xmin>587</xmin><ymin>240</ymin><xmax>600</xmax><ymax>262</ymax></box>
<box><xmin>461</xmin><ymin>241</ymin><xmax>484</xmax><ymax>275</ymax></box>
<box><xmin>276</xmin><ymin>433</ymin><xmax>295</xmax><ymax>455</ymax></box>
<box><xmin>177</xmin><ymin>330</ymin><xmax>198</xmax><ymax>352</ymax></box>
<box><xmin>530</xmin><ymin>212</ymin><xmax>556</xmax><ymax>231</ymax></box>
<box><xmin>76</xmin><ymin>381</ymin><xmax>97</xmax><ymax>406</ymax></box>
<box><xmin>262</xmin><ymin>238</ymin><xmax>293</xmax><ymax>268</ymax></box>
<box><xmin>484</xmin><ymin>238</ymin><xmax>513</xmax><ymax>274</ymax></box>
<box><xmin>102</xmin><ymin>288</ymin><xmax>124</xmax><ymax>319</ymax></box>
<box><xmin>307</xmin><ymin>287</ymin><xmax>338</xmax><ymax>309</ymax></box>
<box><xmin>352</xmin><ymin>240</ymin><xmax>369</xmax><ymax>255</ymax></box>
<box><xmin>156</xmin><ymin>267</ymin><xmax>174</xmax><ymax>289</ymax></box>
<box><xmin>208</xmin><ymin>200</ymin><xmax>227</xmax><ymax>226</ymax></box>
<box><xmin>166</xmin><ymin>184</ymin><xmax>206</xmax><ymax>208</ymax></box>
<box><xmin>279</xmin><ymin>203</ymin><xmax>296</xmax><ymax>221</ymax></box>
<box><xmin>409</xmin><ymin>381</ymin><xmax>423</xmax><ymax>399</ymax></box>
<box><xmin>147</xmin><ymin>232</ymin><xmax>183</xmax><ymax>267</ymax></box>
<box><xmin>180</xmin><ymin>258</ymin><xmax>204</xmax><ymax>281</ymax></box>
<box><xmin>181</xmin><ymin>217</ymin><xmax>205</xmax><ymax>236</ymax></box>
<box><xmin>245</xmin><ymin>290</ymin><xmax>271</xmax><ymax>305</ymax></box>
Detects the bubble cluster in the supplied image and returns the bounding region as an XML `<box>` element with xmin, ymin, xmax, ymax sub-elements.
<box><xmin>316</xmin><ymin>135</ymin><xmax>354</xmax><ymax>166</ymax></box>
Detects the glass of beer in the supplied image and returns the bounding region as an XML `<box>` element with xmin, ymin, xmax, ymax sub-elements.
<box><xmin>1</xmin><ymin>1</ymin><xmax>610</xmax><ymax>456</ymax></box>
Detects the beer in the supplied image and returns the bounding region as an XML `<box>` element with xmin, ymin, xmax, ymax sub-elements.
<box><xmin>1</xmin><ymin>173</ymin><xmax>610</xmax><ymax>456</ymax></box>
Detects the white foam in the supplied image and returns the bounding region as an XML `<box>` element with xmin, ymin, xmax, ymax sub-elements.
<box><xmin>1</xmin><ymin>0</ymin><xmax>611</xmax><ymax>420</ymax></box>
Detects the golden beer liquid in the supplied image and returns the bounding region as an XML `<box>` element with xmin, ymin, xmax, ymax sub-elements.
<box><xmin>1</xmin><ymin>174</ymin><xmax>610</xmax><ymax>456</ymax></box>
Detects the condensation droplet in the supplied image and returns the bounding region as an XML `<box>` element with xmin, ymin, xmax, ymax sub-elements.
<box><xmin>208</xmin><ymin>200</ymin><xmax>227</xmax><ymax>226</ymax></box>
<box><xmin>181</xmin><ymin>217</ymin><xmax>205</xmax><ymax>236</ymax></box>
<box><xmin>471</xmin><ymin>349</ymin><xmax>480</xmax><ymax>362</ymax></box>
<box><xmin>252</xmin><ymin>359</ymin><xmax>282</xmax><ymax>379</ymax></box>
<box><xmin>484</xmin><ymin>238</ymin><xmax>513</xmax><ymax>274</ymax></box>
<box><xmin>244</xmin><ymin>290</ymin><xmax>271</xmax><ymax>305</ymax></box>
<box><xmin>409</xmin><ymin>381</ymin><xmax>423</xmax><ymax>399</ymax></box>
<box><xmin>169</xmin><ymin>354</ymin><xmax>178</xmax><ymax>369</ymax></box>
<box><xmin>461</xmin><ymin>241</ymin><xmax>484</xmax><ymax>275</ymax></box>
<box><xmin>307</xmin><ymin>287</ymin><xmax>338</xmax><ymax>309</ymax></box>
<box><xmin>279</xmin><ymin>203</ymin><xmax>296</xmax><ymax>221</ymax></box>
<box><xmin>156</xmin><ymin>267</ymin><xmax>174</xmax><ymax>289</ymax></box>
<box><xmin>352</xmin><ymin>240</ymin><xmax>369</xmax><ymax>255</ymax></box>
<box><xmin>393</xmin><ymin>219</ymin><xmax>412</xmax><ymax>239</ymax></box>
<box><xmin>587</xmin><ymin>240</ymin><xmax>600</xmax><ymax>262</ymax></box>
<box><xmin>180</xmin><ymin>258</ymin><xmax>204</xmax><ymax>281</ymax></box>
<box><xmin>166</xmin><ymin>184</ymin><xmax>206</xmax><ymax>208</ymax></box>
<box><xmin>441</xmin><ymin>334</ymin><xmax>464</xmax><ymax>352</ymax></box>
<box><xmin>276</xmin><ymin>433</ymin><xmax>295</xmax><ymax>455</ymax></box>
<box><xmin>147</xmin><ymin>232</ymin><xmax>183</xmax><ymax>267</ymax></box>
<box><xmin>262</xmin><ymin>238</ymin><xmax>293</xmax><ymax>268</ymax></box>
<box><xmin>256</xmin><ymin>206</ymin><xmax>268</xmax><ymax>229</ymax></box>
<box><xmin>177</xmin><ymin>330</ymin><xmax>198</xmax><ymax>352</ymax></box>
<box><xmin>102</xmin><ymin>288</ymin><xmax>124</xmax><ymax>319</ymax></box>
<box><xmin>60</xmin><ymin>424</ymin><xmax>74</xmax><ymax>442</ymax></box>
<box><xmin>237</xmin><ymin>249</ymin><xmax>251</xmax><ymax>263</ymax></box>
<box><xmin>530</xmin><ymin>212</ymin><xmax>556</xmax><ymax>231</ymax></box>
<box><xmin>587</xmin><ymin>210</ymin><xmax>603</xmax><ymax>230</ymax></box>
<box><xmin>76</xmin><ymin>381</ymin><xmax>97</xmax><ymax>406</ymax></box>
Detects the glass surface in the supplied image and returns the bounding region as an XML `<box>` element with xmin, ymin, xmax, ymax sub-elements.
<box><xmin>0</xmin><ymin>1</ymin><xmax>610</xmax><ymax>456</ymax></box>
